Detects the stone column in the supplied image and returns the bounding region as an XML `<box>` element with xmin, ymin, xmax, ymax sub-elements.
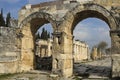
<box><xmin>73</xmin><ymin>44</ymin><xmax>76</xmax><ymax>62</ymax></box>
<box><xmin>78</xmin><ymin>45</ymin><xmax>80</xmax><ymax>54</ymax></box>
<box><xmin>52</xmin><ymin>31</ymin><xmax>73</xmax><ymax>77</ymax></box>
<box><xmin>78</xmin><ymin>45</ymin><xmax>80</xmax><ymax>61</ymax></box>
<box><xmin>77</xmin><ymin>45</ymin><xmax>79</xmax><ymax>54</ymax></box>
<box><xmin>38</xmin><ymin>45</ymin><xmax>41</xmax><ymax>57</ymax></box>
<box><xmin>87</xmin><ymin>46</ymin><xmax>89</xmax><ymax>60</ymax></box>
<box><xmin>20</xmin><ymin>23</ymin><xmax>34</xmax><ymax>72</ymax></box>
<box><xmin>80</xmin><ymin>45</ymin><xmax>81</xmax><ymax>56</ymax></box>
<box><xmin>79</xmin><ymin>45</ymin><xmax>81</xmax><ymax>60</ymax></box>
<box><xmin>62</xmin><ymin>32</ymin><xmax>73</xmax><ymax>77</ymax></box>
<box><xmin>110</xmin><ymin>30</ymin><xmax>120</xmax><ymax>77</ymax></box>
<box><xmin>52</xmin><ymin>31</ymin><xmax>63</xmax><ymax>75</ymax></box>
<box><xmin>77</xmin><ymin>44</ymin><xmax>78</xmax><ymax>61</ymax></box>
<box><xmin>48</xmin><ymin>39</ymin><xmax>51</xmax><ymax>57</ymax></box>
<box><xmin>74</xmin><ymin>44</ymin><xmax>76</xmax><ymax>55</ymax></box>
<box><xmin>75</xmin><ymin>44</ymin><xmax>77</xmax><ymax>54</ymax></box>
<box><xmin>35</xmin><ymin>45</ymin><xmax>39</xmax><ymax>56</ymax></box>
<box><xmin>76</xmin><ymin>45</ymin><xmax>77</xmax><ymax>54</ymax></box>
<box><xmin>76</xmin><ymin>45</ymin><xmax>78</xmax><ymax>61</ymax></box>
<box><xmin>81</xmin><ymin>45</ymin><xmax>83</xmax><ymax>54</ymax></box>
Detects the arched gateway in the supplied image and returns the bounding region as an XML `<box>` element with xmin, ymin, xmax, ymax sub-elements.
<box><xmin>18</xmin><ymin>0</ymin><xmax>120</xmax><ymax>78</ymax></box>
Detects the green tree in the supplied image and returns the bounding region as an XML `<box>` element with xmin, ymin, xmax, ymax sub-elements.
<box><xmin>40</xmin><ymin>28</ymin><xmax>45</xmax><ymax>39</ymax></box>
<box><xmin>106</xmin><ymin>47</ymin><xmax>111</xmax><ymax>54</ymax></box>
<box><xmin>0</xmin><ymin>14</ymin><xmax>2</xmax><ymax>26</ymax></box>
<box><xmin>44</xmin><ymin>30</ymin><xmax>48</xmax><ymax>40</ymax></box>
<box><xmin>0</xmin><ymin>8</ymin><xmax>5</xmax><ymax>26</ymax></box>
<box><xmin>97</xmin><ymin>41</ymin><xmax>108</xmax><ymax>53</ymax></box>
<box><xmin>40</xmin><ymin>28</ymin><xmax>50</xmax><ymax>40</ymax></box>
<box><xmin>47</xmin><ymin>32</ymin><xmax>50</xmax><ymax>39</ymax></box>
<box><xmin>36</xmin><ymin>33</ymin><xmax>40</xmax><ymax>39</ymax></box>
<box><xmin>6</xmin><ymin>12</ymin><xmax>11</xmax><ymax>27</ymax></box>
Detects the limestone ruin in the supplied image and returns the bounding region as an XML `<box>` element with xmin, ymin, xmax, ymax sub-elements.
<box><xmin>0</xmin><ymin>0</ymin><xmax>120</xmax><ymax>78</ymax></box>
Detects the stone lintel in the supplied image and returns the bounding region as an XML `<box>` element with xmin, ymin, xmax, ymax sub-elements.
<box><xmin>54</xmin><ymin>54</ymin><xmax>73</xmax><ymax>60</ymax></box>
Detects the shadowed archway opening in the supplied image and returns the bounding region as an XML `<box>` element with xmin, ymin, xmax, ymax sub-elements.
<box><xmin>35</xmin><ymin>23</ymin><xmax>53</xmax><ymax>71</ymax></box>
<box><xmin>20</xmin><ymin>16</ymin><xmax>55</xmax><ymax>72</ymax></box>
<box><xmin>71</xmin><ymin>10</ymin><xmax>112</xmax><ymax>78</ymax></box>
<box><xmin>73</xmin><ymin>18</ymin><xmax>112</xmax><ymax>78</ymax></box>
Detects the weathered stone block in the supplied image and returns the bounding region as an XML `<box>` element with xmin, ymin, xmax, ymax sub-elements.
<box><xmin>63</xmin><ymin>59</ymin><xmax>72</xmax><ymax>69</ymax></box>
<box><xmin>112</xmin><ymin>54</ymin><xmax>120</xmax><ymax>77</ymax></box>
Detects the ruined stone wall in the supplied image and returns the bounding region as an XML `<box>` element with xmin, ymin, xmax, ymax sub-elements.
<box><xmin>0</xmin><ymin>26</ymin><xmax>20</xmax><ymax>74</ymax></box>
<box><xmin>0</xmin><ymin>27</ymin><xmax>19</xmax><ymax>56</ymax></box>
<box><xmin>0</xmin><ymin>59</ymin><xmax>19</xmax><ymax>74</ymax></box>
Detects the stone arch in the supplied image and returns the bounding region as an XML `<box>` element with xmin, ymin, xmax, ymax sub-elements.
<box><xmin>56</xmin><ymin>3</ymin><xmax>119</xmax><ymax>77</ymax></box>
<box><xmin>62</xmin><ymin>3</ymin><xmax>118</xmax><ymax>34</ymax></box>
<box><xmin>19</xmin><ymin>11</ymin><xmax>56</xmax><ymax>30</ymax></box>
<box><xmin>18</xmin><ymin>11</ymin><xmax>56</xmax><ymax>72</ymax></box>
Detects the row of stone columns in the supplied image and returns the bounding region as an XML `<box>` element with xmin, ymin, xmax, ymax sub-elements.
<box><xmin>73</xmin><ymin>40</ymin><xmax>89</xmax><ymax>62</ymax></box>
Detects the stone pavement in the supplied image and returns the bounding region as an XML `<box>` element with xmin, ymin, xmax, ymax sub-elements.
<box><xmin>74</xmin><ymin>57</ymin><xmax>112</xmax><ymax>79</ymax></box>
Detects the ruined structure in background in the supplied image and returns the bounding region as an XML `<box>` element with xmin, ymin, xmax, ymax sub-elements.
<box><xmin>35</xmin><ymin>39</ymin><xmax>53</xmax><ymax>58</ymax></box>
<box><xmin>0</xmin><ymin>0</ymin><xmax>120</xmax><ymax>78</ymax></box>
<box><xmin>35</xmin><ymin>39</ymin><xmax>89</xmax><ymax>64</ymax></box>
<box><xmin>35</xmin><ymin>39</ymin><xmax>53</xmax><ymax>70</ymax></box>
<box><xmin>0</xmin><ymin>26</ymin><xmax>20</xmax><ymax>74</ymax></box>
<box><xmin>91</xmin><ymin>47</ymin><xmax>98</xmax><ymax>60</ymax></box>
<box><xmin>73</xmin><ymin>40</ymin><xmax>89</xmax><ymax>62</ymax></box>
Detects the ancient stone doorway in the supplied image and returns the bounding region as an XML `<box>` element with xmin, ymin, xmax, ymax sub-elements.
<box><xmin>18</xmin><ymin>12</ymin><xmax>56</xmax><ymax>72</ymax></box>
<box><xmin>35</xmin><ymin>23</ymin><xmax>53</xmax><ymax>71</ymax></box>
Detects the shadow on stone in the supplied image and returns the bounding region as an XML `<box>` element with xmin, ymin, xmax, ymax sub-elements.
<box><xmin>74</xmin><ymin>64</ymin><xmax>111</xmax><ymax>78</ymax></box>
<box><xmin>76</xmin><ymin>73</ymin><xmax>90</xmax><ymax>78</ymax></box>
<box><xmin>35</xmin><ymin>55</ymin><xmax>52</xmax><ymax>71</ymax></box>
<box><xmin>112</xmin><ymin>77</ymin><xmax>120</xmax><ymax>80</ymax></box>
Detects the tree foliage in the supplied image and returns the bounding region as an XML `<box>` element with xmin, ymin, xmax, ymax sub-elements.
<box><xmin>36</xmin><ymin>28</ymin><xmax>51</xmax><ymax>40</ymax></box>
<box><xmin>0</xmin><ymin>8</ymin><xmax>11</xmax><ymax>27</ymax></box>
<box><xmin>0</xmin><ymin>8</ymin><xmax>5</xmax><ymax>26</ymax></box>
<box><xmin>36</xmin><ymin>33</ymin><xmax>40</xmax><ymax>39</ymax></box>
<box><xmin>6</xmin><ymin>12</ymin><xmax>11</xmax><ymax>27</ymax></box>
<box><xmin>47</xmin><ymin>32</ymin><xmax>50</xmax><ymax>39</ymax></box>
<box><xmin>97</xmin><ymin>41</ymin><xmax>108</xmax><ymax>50</ymax></box>
<box><xmin>97</xmin><ymin>41</ymin><xmax>108</xmax><ymax>53</ymax></box>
